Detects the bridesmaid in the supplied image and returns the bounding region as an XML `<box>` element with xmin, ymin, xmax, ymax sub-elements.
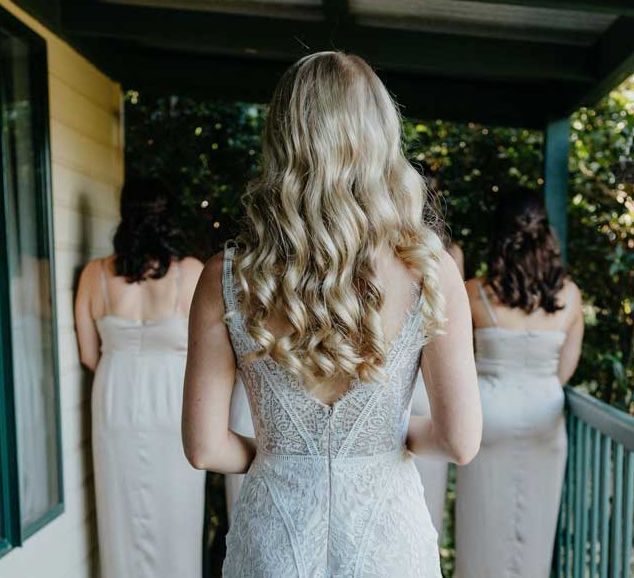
<box><xmin>75</xmin><ymin>178</ymin><xmax>205</xmax><ymax>578</ymax></box>
<box><xmin>411</xmin><ymin>240</ymin><xmax>464</xmax><ymax>536</ymax></box>
<box><xmin>455</xmin><ymin>189</ymin><xmax>584</xmax><ymax>578</ymax></box>
<box><xmin>226</xmin><ymin>375</ymin><xmax>254</xmax><ymax>518</ymax></box>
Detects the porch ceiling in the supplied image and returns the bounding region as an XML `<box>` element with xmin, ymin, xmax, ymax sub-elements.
<box><xmin>30</xmin><ymin>1</ymin><xmax>634</xmax><ymax>126</ymax></box>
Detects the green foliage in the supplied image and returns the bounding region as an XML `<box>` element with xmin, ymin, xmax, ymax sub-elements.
<box><xmin>125</xmin><ymin>91</ymin><xmax>267</xmax><ymax>257</ymax></box>
<box><xmin>566</xmin><ymin>87</ymin><xmax>634</xmax><ymax>413</ymax></box>
<box><xmin>401</xmin><ymin>119</ymin><xmax>544</xmax><ymax>278</ymax></box>
<box><xmin>124</xmin><ymin>82</ymin><xmax>633</xmax><ymax>415</ymax></box>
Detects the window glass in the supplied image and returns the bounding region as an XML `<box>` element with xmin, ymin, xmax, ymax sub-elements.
<box><xmin>0</xmin><ymin>22</ymin><xmax>61</xmax><ymax>535</ymax></box>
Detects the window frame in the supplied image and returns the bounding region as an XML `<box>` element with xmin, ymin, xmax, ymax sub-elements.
<box><xmin>0</xmin><ymin>5</ymin><xmax>63</xmax><ymax>556</ymax></box>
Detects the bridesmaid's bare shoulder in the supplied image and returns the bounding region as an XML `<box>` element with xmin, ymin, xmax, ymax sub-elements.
<box><xmin>562</xmin><ymin>277</ymin><xmax>581</xmax><ymax>298</ymax></box>
<box><xmin>561</xmin><ymin>277</ymin><xmax>582</xmax><ymax>313</ymax></box>
<box><xmin>77</xmin><ymin>255</ymin><xmax>114</xmax><ymax>290</ymax></box>
<box><xmin>178</xmin><ymin>256</ymin><xmax>204</xmax><ymax>281</ymax></box>
<box><xmin>83</xmin><ymin>255</ymin><xmax>114</xmax><ymax>275</ymax></box>
<box><xmin>464</xmin><ymin>277</ymin><xmax>485</xmax><ymax>300</ymax></box>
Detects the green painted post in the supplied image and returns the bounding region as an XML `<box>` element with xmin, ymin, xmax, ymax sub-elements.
<box><xmin>600</xmin><ymin>436</ymin><xmax>612</xmax><ymax>578</ymax></box>
<box><xmin>566</xmin><ymin>414</ymin><xmax>577</xmax><ymax>577</ymax></box>
<box><xmin>622</xmin><ymin>453</ymin><xmax>633</xmax><ymax>578</ymax></box>
<box><xmin>580</xmin><ymin>425</ymin><xmax>591</xmax><ymax>572</ymax></box>
<box><xmin>575</xmin><ymin>419</ymin><xmax>585</xmax><ymax>576</ymax></box>
<box><xmin>556</xmin><ymin>450</ymin><xmax>566</xmax><ymax>578</ymax></box>
<box><xmin>544</xmin><ymin>117</ymin><xmax>570</xmax><ymax>262</ymax></box>
<box><xmin>610</xmin><ymin>444</ymin><xmax>624</xmax><ymax>578</ymax></box>
<box><xmin>590</xmin><ymin>429</ymin><xmax>601</xmax><ymax>577</ymax></box>
<box><xmin>557</xmin><ymin>413</ymin><xmax>573</xmax><ymax>578</ymax></box>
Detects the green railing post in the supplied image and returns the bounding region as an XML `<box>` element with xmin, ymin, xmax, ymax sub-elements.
<box><xmin>590</xmin><ymin>429</ymin><xmax>601</xmax><ymax>576</ymax></box>
<box><xmin>623</xmin><ymin>453</ymin><xmax>634</xmax><ymax>578</ymax></box>
<box><xmin>581</xmin><ymin>424</ymin><xmax>592</xmax><ymax>571</ymax></box>
<box><xmin>600</xmin><ymin>436</ymin><xmax>612</xmax><ymax>578</ymax></box>
<box><xmin>610</xmin><ymin>444</ymin><xmax>624</xmax><ymax>577</ymax></box>
<box><xmin>564</xmin><ymin>413</ymin><xmax>576</xmax><ymax>577</ymax></box>
<box><xmin>574</xmin><ymin>419</ymin><xmax>585</xmax><ymax>573</ymax></box>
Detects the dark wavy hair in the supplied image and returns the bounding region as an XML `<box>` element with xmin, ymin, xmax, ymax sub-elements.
<box><xmin>486</xmin><ymin>188</ymin><xmax>566</xmax><ymax>314</ymax></box>
<box><xmin>113</xmin><ymin>177</ymin><xmax>184</xmax><ymax>283</ymax></box>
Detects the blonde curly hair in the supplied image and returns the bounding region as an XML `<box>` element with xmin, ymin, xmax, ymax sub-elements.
<box><xmin>232</xmin><ymin>52</ymin><xmax>445</xmax><ymax>387</ymax></box>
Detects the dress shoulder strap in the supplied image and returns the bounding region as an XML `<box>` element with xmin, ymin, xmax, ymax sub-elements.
<box><xmin>222</xmin><ymin>242</ymin><xmax>237</xmax><ymax>313</ymax></box>
<box><xmin>477</xmin><ymin>281</ymin><xmax>498</xmax><ymax>326</ymax></box>
<box><xmin>172</xmin><ymin>260</ymin><xmax>182</xmax><ymax>315</ymax></box>
<box><xmin>99</xmin><ymin>259</ymin><xmax>111</xmax><ymax>315</ymax></box>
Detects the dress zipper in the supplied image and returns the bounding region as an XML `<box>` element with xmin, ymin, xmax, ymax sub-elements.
<box><xmin>326</xmin><ymin>405</ymin><xmax>333</xmax><ymax>574</ymax></box>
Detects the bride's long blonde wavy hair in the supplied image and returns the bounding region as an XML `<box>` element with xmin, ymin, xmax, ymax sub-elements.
<box><xmin>233</xmin><ymin>52</ymin><xmax>445</xmax><ymax>386</ymax></box>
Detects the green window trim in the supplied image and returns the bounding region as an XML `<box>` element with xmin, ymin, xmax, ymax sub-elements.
<box><xmin>0</xmin><ymin>242</ymin><xmax>21</xmax><ymax>553</ymax></box>
<box><xmin>0</xmin><ymin>5</ymin><xmax>63</xmax><ymax>557</ymax></box>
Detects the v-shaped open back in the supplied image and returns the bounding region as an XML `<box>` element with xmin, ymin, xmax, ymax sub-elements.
<box><xmin>221</xmin><ymin>245</ymin><xmax>425</xmax><ymax>408</ymax></box>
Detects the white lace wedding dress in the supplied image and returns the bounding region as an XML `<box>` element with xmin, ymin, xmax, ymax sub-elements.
<box><xmin>221</xmin><ymin>247</ymin><xmax>441</xmax><ymax>578</ymax></box>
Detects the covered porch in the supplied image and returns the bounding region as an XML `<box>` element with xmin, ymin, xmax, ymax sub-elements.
<box><xmin>0</xmin><ymin>0</ymin><xmax>633</xmax><ymax>576</ymax></box>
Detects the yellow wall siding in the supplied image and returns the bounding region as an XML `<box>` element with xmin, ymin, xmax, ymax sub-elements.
<box><xmin>0</xmin><ymin>1</ymin><xmax>123</xmax><ymax>577</ymax></box>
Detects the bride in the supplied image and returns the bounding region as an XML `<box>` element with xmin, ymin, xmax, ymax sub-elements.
<box><xmin>182</xmin><ymin>51</ymin><xmax>482</xmax><ymax>577</ymax></box>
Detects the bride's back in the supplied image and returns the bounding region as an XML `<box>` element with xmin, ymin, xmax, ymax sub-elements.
<box><xmin>221</xmin><ymin>239</ymin><xmax>441</xmax><ymax>576</ymax></box>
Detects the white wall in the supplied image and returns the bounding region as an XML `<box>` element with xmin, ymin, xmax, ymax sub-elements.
<box><xmin>0</xmin><ymin>2</ymin><xmax>123</xmax><ymax>576</ymax></box>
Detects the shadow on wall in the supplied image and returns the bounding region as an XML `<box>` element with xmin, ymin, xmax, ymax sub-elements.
<box><xmin>72</xmin><ymin>191</ymin><xmax>100</xmax><ymax>578</ymax></box>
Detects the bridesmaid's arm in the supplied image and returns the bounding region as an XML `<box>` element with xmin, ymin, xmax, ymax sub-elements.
<box><xmin>75</xmin><ymin>260</ymin><xmax>101</xmax><ymax>372</ymax></box>
<box><xmin>182</xmin><ymin>253</ymin><xmax>256</xmax><ymax>474</ymax></box>
<box><xmin>406</xmin><ymin>252</ymin><xmax>482</xmax><ymax>465</ymax></box>
<box><xmin>558</xmin><ymin>281</ymin><xmax>584</xmax><ymax>385</ymax></box>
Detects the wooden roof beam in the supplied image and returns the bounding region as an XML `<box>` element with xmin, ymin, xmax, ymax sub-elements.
<box><xmin>580</xmin><ymin>16</ymin><xmax>634</xmax><ymax>106</ymax></box>
<box><xmin>76</xmin><ymin>38</ymin><xmax>588</xmax><ymax>128</ymax></box>
<box><xmin>451</xmin><ymin>0</ymin><xmax>634</xmax><ymax>17</ymax></box>
<box><xmin>60</xmin><ymin>2</ymin><xmax>594</xmax><ymax>83</ymax></box>
<box><xmin>322</xmin><ymin>0</ymin><xmax>351</xmax><ymax>26</ymax></box>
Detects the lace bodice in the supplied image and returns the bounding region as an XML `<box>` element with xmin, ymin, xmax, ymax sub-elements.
<box><xmin>221</xmin><ymin>246</ymin><xmax>442</xmax><ymax>578</ymax></box>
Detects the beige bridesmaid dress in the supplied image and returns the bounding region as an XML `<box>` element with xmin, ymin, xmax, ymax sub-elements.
<box><xmin>92</xmin><ymin>261</ymin><xmax>205</xmax><ymax>578</ymax></box>
<box><xmin>455</xmin><ymin>283</ymin><xmax>567</xmax><ymax>578</ymax></box>
<box><xmin>411</xmin><ymin>375</ymin><xmax>448</xmax><ymax>537</ymax></box>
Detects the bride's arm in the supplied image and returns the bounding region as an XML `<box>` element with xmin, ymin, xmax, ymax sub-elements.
<box><xmin>182</xmin><ymin>253</ymin><xmax>256</xmax><ymax>474</ymax></box>
<box><xmin>406</xmin><ymin>252</ymin><xmax>482</xmax><ymax>465</ymax></box>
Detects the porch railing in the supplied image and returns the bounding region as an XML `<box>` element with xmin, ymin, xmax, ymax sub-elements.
<box><xmin>554</xmin><ymin>387</ymin><xmax>634</xmax><ymax>578</ymax></box>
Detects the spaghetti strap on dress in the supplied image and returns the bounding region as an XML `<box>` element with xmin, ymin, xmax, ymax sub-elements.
<box><xmin>221</xmin><ymin>245</ymin><xmax>441</xmax><ymax>578</ymax></box>
<box><xmin>172</xmin><ymin>260</ymin><xmax>182</xmax><ymax>315</ymax></box>
<box><xmin>99</xmin><ymin>258</ymin><xmax>111</xmax><ymax>315</ymax></box>
<box><xmin>477</xmin><ymin>281</ymin><xmax>498</xmax><ymax>326</ymax></box>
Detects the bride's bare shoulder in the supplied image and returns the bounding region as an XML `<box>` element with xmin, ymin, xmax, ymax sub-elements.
<box><xmin>191</xmin><ymin>252</ymin><xmax>225</xmax><ymax>315</ymax></box>
<box><xmin>437</xmin><ymin>248</ymin><xmax>465</xmax><ymax>295</ymax></box>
